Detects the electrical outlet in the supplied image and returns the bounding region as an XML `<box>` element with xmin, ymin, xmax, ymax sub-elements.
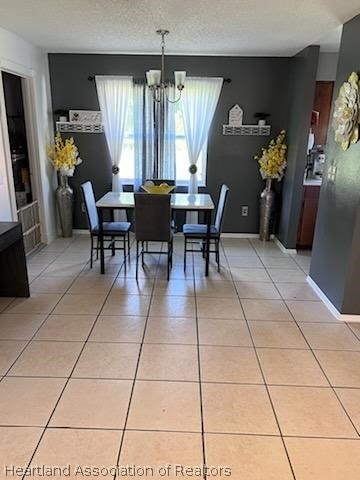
<box><xmin>327</xmin><ymin>165</ymin><xmax>337</xmax><ymax>182</ymax></box>
<box><xmin>241</xmin><ymin>206</ymin><xmax>249</xmax><ymax>216</ymax></box>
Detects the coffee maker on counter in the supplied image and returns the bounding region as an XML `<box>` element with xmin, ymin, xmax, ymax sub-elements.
<box><xmin>305</xmin><ymin>146</ymin><xmax>325</xmax><ymax>180</ymax></box>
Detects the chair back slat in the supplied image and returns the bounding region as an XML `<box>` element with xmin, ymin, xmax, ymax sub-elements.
<box><xmin>80</xmin><ymin>181</ymin><xmax>99</xmax><ymax>232</ymax></box>
<box><xmin>134</xmin><ymin>193</ymin><xmax>172</xmax><ymax>242</ymax></box>
<box><xmin>214</xmin><ymin>184</ymin><xmax>230</xmax><ymax>233</ymax></box>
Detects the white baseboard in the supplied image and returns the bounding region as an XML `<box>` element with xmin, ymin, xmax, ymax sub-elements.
<box><xmin>72</xmin><ymin>229</ymin><xmax>91</xmax><ymax>235</ymax></box>
<box><xmin>307</xmin><ymin>276</ymin><xmax>360</xmax><ymax>323</ymax></box>
<box><xmin>221</xmin><ymin>233</ymin><xmax>259</xmax><ymax>238</ymax></box>
<box><xmin>274</xmin><ymin>236</ymin><xmax>297</xmax><ymax>254</ymax></box>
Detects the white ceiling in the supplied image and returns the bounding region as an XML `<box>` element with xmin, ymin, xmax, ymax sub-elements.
<box><xmin>0</xmin><ymin>0</ymin><xmax>358</xmax><ymax>56</ymax></box>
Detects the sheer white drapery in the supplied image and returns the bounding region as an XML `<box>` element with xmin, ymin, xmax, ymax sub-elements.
<box><xmin>95</xmin><ymin>75</ymin><xmax>133</xmax><ymax>194</ymax></box>
<box><xmin>133</xmin><ymin>83</ymin><xmax>144</xmax><ymax>191</ymax></box>
<box><xmin>163</xmin><ymin>84</ymin><xmax>176</xmax><ymax>180</ymax></box>
<box><xmin>181</xmin><ymin>77</ymin><xmax>223</xmax><ymax>194</ymax></box>
<box><xmin>144</xmin><ymin>88</ymin><xmax>155</xmax><ymax>181</ymax></box>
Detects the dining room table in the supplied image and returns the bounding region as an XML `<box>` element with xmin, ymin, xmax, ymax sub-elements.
<box><xmin>95</xmin><ymin>191</ymin><xmax>215</xmax><ymax>276</ymax></box>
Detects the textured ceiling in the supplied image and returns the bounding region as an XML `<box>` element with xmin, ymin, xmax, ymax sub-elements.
<box><xmin>0</xmin><ymin>0</ymin><xmax>357</xmax><ymax>55</ymax></box>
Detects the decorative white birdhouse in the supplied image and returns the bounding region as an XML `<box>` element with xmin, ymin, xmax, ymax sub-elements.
<box><xmin>228</xmin><ymin>104</ymin><xmax>243</xmax><ymax>126</ymax></box>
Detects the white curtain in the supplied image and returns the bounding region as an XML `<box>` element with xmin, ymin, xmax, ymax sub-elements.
<box><xmin>144</xmin><ymin>88</ymin><xmax>155</xmax><ymax>181</ymax></box>
<box><xmin>95</xmin><ymin>75</ymin><xmax>133</xmax><ymax>193</ymax></box>
<box><xmin>133</xmin><ymin>83</ymin><xmax>144</xmax><ymax>191</ymax></box>
<box><xmin>162</xmin><ymin>85</ymin><xmax>176</xmax><ymax>180</ymax></box>
<box><xmin>181</xmin><ymin>77</ymin><xmax>223</xmax><ymax>194</ymax></box>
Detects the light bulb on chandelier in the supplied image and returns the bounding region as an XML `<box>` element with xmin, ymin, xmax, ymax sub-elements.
<box><xmin>146</xmin><ymin>29</ymin><xmax>186</xmax><ymax>103</ymax></box>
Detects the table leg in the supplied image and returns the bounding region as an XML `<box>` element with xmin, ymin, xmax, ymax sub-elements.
<box><xmin>98</xmin><ymin>207</ymin><xmax>105</xmax><ymax>274</ymax></box>
<box><xmin>205</xmin><ymin>210</ymin><xmax>211</xmax><ymax>276</ymax></box>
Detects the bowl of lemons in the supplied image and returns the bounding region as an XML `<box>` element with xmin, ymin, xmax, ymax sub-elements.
<box><xmin>141</xmin><ymin>181</ymin><xmax>175</xmax><ymax>194</ymax></box>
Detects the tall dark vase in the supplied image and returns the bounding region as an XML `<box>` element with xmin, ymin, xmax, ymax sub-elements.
<box><xmin>259</xmin><ymin>178</ymin><xmax>274</xmax><ymax>241</ymax></box>
<box><xmin>56</xmin><ymin>175</ymin><xmax>73</xmax><ymax>237</ymax></box>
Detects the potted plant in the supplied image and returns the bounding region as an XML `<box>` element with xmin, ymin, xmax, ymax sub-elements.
<box><xmin>47</xmin><ymin>132</ymin><xmax>82</xmax><ymax>237</ymax></box>
<box><xmin>255</xmin><ymin>129</ymin><xmax>287</xmax><ymax>240</ymax></box>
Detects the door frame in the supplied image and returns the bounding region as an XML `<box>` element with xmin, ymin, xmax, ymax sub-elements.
<box><xmin>0</xmin><ymin>58</ymin><xmax>46</xmax><ymax>241</ymax></box>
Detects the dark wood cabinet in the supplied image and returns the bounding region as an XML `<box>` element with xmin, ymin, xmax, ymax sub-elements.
<box><xmin>0</xmin><ymin>222</ymin><xmax>29</xmax><ymax>297</ymax></box>
<box><xmin>312</xmin><ymin>81</ymin><xmax>334</xmax><ymax>146</ymax></box>
<box><xmin>297</xmin><ymin>186</ymin><xmax>321</xmax><ymax>249</ymax></box>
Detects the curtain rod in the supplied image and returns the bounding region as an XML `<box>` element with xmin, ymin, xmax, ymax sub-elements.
<box><xmin>87</xmin><ymin>75</ymin><xmax>232</xmax><ymax>83</ymax></box>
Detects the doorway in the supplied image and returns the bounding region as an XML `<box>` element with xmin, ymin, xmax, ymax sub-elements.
<box><xmin>296</xmin><ymin>80</ymin><xmax>334</xmax><ymax>250</ymax></box>
<box><xmin>1</xmin><ymin>71</ymin><xmax>41</xmax><ymax>254</ymax></box>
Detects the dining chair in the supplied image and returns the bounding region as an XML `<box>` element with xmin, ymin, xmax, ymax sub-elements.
<box><xmin>80</xmin><ymin>181</ymin><xmax>131</xmax><ymax>268</ymax></box>
<box><xmin>134</xmin><ymin>193</ymin><xmax>173</xmax><ymax>280</ymax></box>
<box><xmin>183</xmin><ymin>184</ymin><xmax>229</xmax><ymax>272</ymax></box>
<box><xmin>144</xmin><ymin>179</ymin><xmax>178</xmax><ymax>232</ymax></box>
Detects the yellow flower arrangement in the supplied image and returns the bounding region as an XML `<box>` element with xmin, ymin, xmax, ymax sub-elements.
<box><xmin>255</xmin><ymin>130</ymin><xmax>287</xmax><ymax>180</ymax></box>
<box><xmin>47</xmin><ymin>132</ymin><xmax>82</xmax><ymax>177</ymax></box>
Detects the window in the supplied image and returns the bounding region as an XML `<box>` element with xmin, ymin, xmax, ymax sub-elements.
<box><xmin>174</xmin><ymin>104</ymin><xmax>207</xmax><ymax>187</ymax></box>
<box><xmin>118</xmin><ymin>96</ymin><xmax>208</xmax><ymax>186</ymax></box>
<box><xmin>118</xmin><ymin>95</ymin><xmax>135</xmax><ymax>184</ymax></box>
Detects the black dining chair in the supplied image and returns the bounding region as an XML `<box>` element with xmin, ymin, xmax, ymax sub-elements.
<box><xmin>183</xmin><ymin>184</ymin><xmax>230</xmax><ymax>272</ymax></box>
<box><xmin>143</xmin><ymin>179</ymin><xmax>177</xmax><ymax>231</ymax></box>
<box><xmin>80</xmin><ymin>181</ymin><xmax>131</xmax><ymax>268</ymax></box>
<box><xmin>134</xmin><ymin>193</ymin><xmax>173</xmax><ymax>280</ymax></box>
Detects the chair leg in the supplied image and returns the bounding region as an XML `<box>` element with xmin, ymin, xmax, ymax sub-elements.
<box><xmin>216</xmin><ymin>239</ymin><xmax>220</xmax><ymax>272</ymax></box>
<box><xmin>184</xmin><ymin>237</ymin><xmax>187</xmax><ymax>272</ymax></box>
<box><xmin>141</xmin><ymin>241</ymin><xmax>145</xmax><ymax>267</ymax></box>
<box><xmin>90</xmin><ymin>235</ymin><xmax>93</xmax><ymax>269</ymax></box>
<box><xmin>127</xmin><ymin>231</ymin><xmax>130</xmax><ymax>260</ymax></box>
<box><xmin>96</xmin><ymin>237</ymin><xmax>99</xmax><ymax>260</ymax></box>
<box><xmin>167</xmin><ymin>241</ymin><xmax>171</xmax><ymax>281</ymax></box>
<box><xmin>170</xmin><ymin>238</ymin><xmax>173</xmax><ymax>267</ymax></box>
<box><xmin>111</xmin><ymin>236</ymin><xmax>115</xmax><ymax>256</ymax></box>
<box><xmin>123</xmin><ymin>236</ymin><xmax>126</xmax><ymax>272</ymax></box>
<box><xmin>202</xmin><ymin>240</ymin><xmax>206</xmax><ymax>258</ymax></box>
<box><xmin>136</xmin><ymin>241</ymin><xmax>139</xmax><ymax>280</ymax></box>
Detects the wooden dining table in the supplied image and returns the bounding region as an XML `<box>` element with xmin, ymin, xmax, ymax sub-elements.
<box><xmin>96</xmin><ymin>192</ymin><xmax>215</xmax><ymax>276</ymax></box>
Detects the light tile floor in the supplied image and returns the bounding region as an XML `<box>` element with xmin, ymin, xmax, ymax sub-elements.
<box><xmin>0</xmin><ymin>235</ymin><xmax>359</xmax><ymax>479</ymax></box>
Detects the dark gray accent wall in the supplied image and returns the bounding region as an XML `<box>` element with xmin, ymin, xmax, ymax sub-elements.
<box><xmin>310</xmin><ymin>15</ymin><xmax>360</xmax><ymax>314</ymax></box>
<box><xmin>48</xmin><ymin>54</ymin><xmax>291</xmax><ymax>230</ymax></box>
<box><xmin>277</xmin><ymin>46</ymin><xmax>319</xmax><ymax>248</ymax></box>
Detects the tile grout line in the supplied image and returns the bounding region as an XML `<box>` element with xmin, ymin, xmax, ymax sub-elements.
<box><xmin>254</xmin><ymin>241</ymin><xmax>360</xmax><ymax>439</ymax></box>
<box><xmin>3</xmin><ymin>372</ymin><xmax>360</xmax><ymax>391</ymax></box>
<box><xmin>0</xmin><ymin>240</ymin><xmax>81</xmax><ymax>384</ymax></box>
<box><xmin>19</xmin><ymin>236</ymin><xmax>126</xmax><ymax>480</ymax></box>
<box><xmin>192</xmin><ymin>251</ymin><xmax>208</xmax><ymax>480</ymax></box>
<box><xmin>2</xmin><ymin>237</ymin><xmax>115</xmax><ymax>378</ymax></box>
<box><xmin>2</xmin><ymin>422</ymin><xmax>360</xmax><ymax>441</ymax></box>
<box><xmin>111</xmin><ymin>244</ymin><xmax>162</xmax><ymax>478</ymax></box>
<box><xmin>235</xmin><ymin>238</ymin><xmax>298</xmax><ymax>480</ymax></box>
<box><xmin>3</xmin><ymin>234</ymin><xmax>359</xmax><ymax>473</ymax></box>
<box><xmin>2</xmin><ymin>239</ymin><xmax>77</xmax><ymax>312</ymax></box>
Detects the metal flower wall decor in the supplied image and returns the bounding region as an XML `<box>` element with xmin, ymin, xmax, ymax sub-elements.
<box><xmin>332</xmin><ymin>72</ymin><xmax>360</xmax><ymax>151</ymax></box>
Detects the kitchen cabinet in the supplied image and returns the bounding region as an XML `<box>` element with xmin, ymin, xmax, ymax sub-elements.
<box><xmin>312</xmin><ymin>81</ymin><xmax>334</xmax><ymax>146</ymax></box>
<box><xmin>297</xmin><ymin>185</ymin><xmax>321</xmax><ymax>249</ymax></box>
<box><xmin>0</xmin><ymin>222</ymin><xmax>29</xmax><ymax>297</ymax></box>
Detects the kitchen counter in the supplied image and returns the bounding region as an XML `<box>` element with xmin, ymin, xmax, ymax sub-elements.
<box><xmin>303</xmin><ymin>178</ymin><xmax>322</xmax><ymax>186</ymax></box>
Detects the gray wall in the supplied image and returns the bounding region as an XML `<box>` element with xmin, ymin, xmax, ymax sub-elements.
<box><xmin>277</xmin><ymin>46</ymin><xmax>320</xmax><ymax>248</ymax></box>
<box><xmin>316</xmin><ymin>52</ymin><xmax>339</xmax><ymax>81</ymax></box>
<box><xmin>48</xmin><ymin>54</ymin><xmax>291</xmax><ymax>230</ymax></box>
<box><xmin>310</xmin><ymin>15</ymin><xmax>360</xmax><ymax>314</ymax></box>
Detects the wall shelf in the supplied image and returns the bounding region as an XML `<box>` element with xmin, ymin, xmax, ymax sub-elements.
<box><xmin>56</xmin><ymin>122</ymin><xmax>104</xmax><ymax>134</ymax></box>
<box><xmin>222</xmin><ymin>125</ymin><xmax>271</xmax><ymax>136</ymax></box>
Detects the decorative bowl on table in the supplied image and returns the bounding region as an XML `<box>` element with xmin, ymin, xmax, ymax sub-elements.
<box><xmin>141</xmin><ymin>181</ymin><xmax>175</xmax><ymax>194</ymax></box>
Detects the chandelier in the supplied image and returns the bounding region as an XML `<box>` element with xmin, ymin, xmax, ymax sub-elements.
<box><xmin>146</xmin><ymin>29</ymin><xmax>186</xmax><ymax>103</ymax></box>
<box><xmin>145</xmin><ymin>29</ymin><xmax>186</xmax><ymax>178</ymax></box>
